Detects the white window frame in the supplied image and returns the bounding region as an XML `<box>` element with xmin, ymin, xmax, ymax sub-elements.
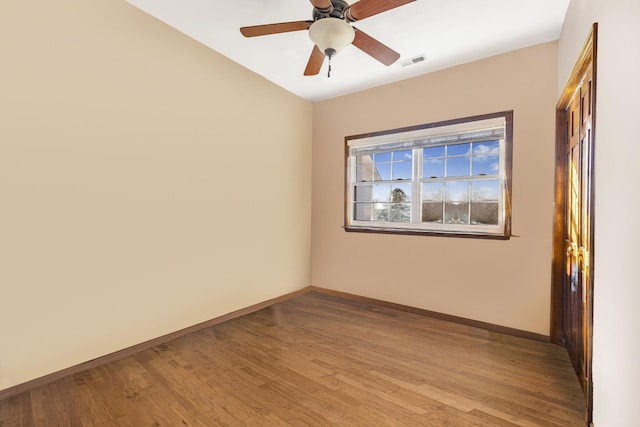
<box><xmin>345</xmin><ymin>111</ymin><xmax>513</xmax><ymax>239</ymax></box>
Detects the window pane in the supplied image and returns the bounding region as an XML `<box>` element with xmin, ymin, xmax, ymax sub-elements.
<box><xmin>445</xmin><ymin>181</ymin><xmax>469</xmax><ymax>225</ymax></box>
<box><xmin>356</xmin><ymin>154</ymin><xmax>373</xmax><ymax>165</ymax></box>
<box><xmin>424</xmin><ymin>146</ymin><xmax>445</xmax><ymax>158</ymax></box>
<box><xmin>446</xmin><ymin>181</ymin><xmax>469</xmax><ymax>202</ymax></box>
<box><xmin>422</xmin><ymin>183</ymin><xmax>443</xmax><ymax>223</ymax></box>
<box><xmin>422</xmin><ymin>202</ymin><xmax>443</xmax><ymax>223</ymax></box>
<box><xmin>471</xmin><ymin>180</ymin><xmax>499</xmax><ymax>225</ymax></box>
<box><xmin>393</xmin><ymin>150</ymin><xmax>412</xmax><ymax>162</ymax></box>
<box><xmin>373</xmin><ymin>203</ymin><xmax>389</xmax><ymax>221</ymax></box>
<box><xmin>391</xmin><ymin>183</ymin><xmax>412</xmax><ymax>202</ymax></box>
<box><xmin>472</xmin><ymin>140</ymin><xmax>499</xmax><ymax>154</ymax></box>
<box><xmin>390</xmin><ymin>203</ymin><xmax>411</xmax><ymax>222</ymax></box>
<box><xmin>471</xmin><ymin>180</ymin><xmax>499</xmax><ymax>202</ymax></box>
<box><xmin>472</xmin><ymin>154</ymin><xmax>499</xmax><ymax>176</ymax></box>
<box><xmin>392</xmin><ymin>161</ymin><xmax>412</xmax><ymax>180</ymax></box>
<box><xmin>372</xmin><ymin>184</ymin><xmax>390</xmax><ymax>202</ymax></box>
<box><xmin>445</xmin><ymin>202</ymin><xmax>469</xmax><ymax>224</ymax></box>
<box><xmin>447</xmin><ymin>143</ymin><xmax>471</xmax><ymax>156</ymax></box>
<box><xmin>424</xmin><ymin>158</ymin><xmax>445</xmax><ymax>178</ymax></box>
<box><xmin>373</xmin><ymin>163</ymin><xmax>391</xmax><ymax>181</ymax></box>
<box><xmin>446</xmin><ymin>156</ymin><xmax>470</xmax><ymax>177</ymax></box>
<box><xmin>374</xmin><ymin>152</ymin><xmax>391</xmax><ymax>163</ymax></box>
<box><xmin>356</xmin><ymin>164</ymin><xmax>373</xmax><ymax>182</ymax></box>
<box><xmin>354</xmin><ymin>185</ymin><xmax>372</xmax><ymax>202</ymax></box>
<box><xmin>423</xmin><ymin>182</ymin><xmax>444</xmax><ymax>201</ymax></box>
<box><xmin>354</xmin><ymin>203</ymin><xmax>371</xmax><ymax>221</ymax></box>
<box><xmin>471</xmin><ymin>202</ymin><xmax>499</xmax><ymax>225</ymax></box>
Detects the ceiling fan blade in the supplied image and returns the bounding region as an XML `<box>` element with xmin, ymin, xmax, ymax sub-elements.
<box><xmin>346</xmin><ymin>0</ymin><xmax>415</xmax><ymax>21</ymax></box>
<box><xmin>240</xmin><ymin>21</ymin><xmax>312</xmax><ymax>37</ymax></box>
<box><xmin>309</xmin><ymin>0</ymin><xmax>333</xmax><ymax>13</ymax></box>
<box><xmin>304</xmin><ymin>45</ymin><xmax>325</xmax><ymax>76</ymax></box>
<box><xmin>352</xmin><ymin>28</ymin><xmax>400</xmax><ymax>66</ymax></box>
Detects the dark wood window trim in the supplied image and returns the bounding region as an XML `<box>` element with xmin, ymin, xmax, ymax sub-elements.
<box><xmin>344</xmin><ymin>111</ymin><xmax>513</xmax><ymax>239</ymax></box>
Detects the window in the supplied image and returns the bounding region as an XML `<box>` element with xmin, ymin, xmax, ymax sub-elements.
<box><xmin>345</xmin><ymin>111</ymin><xmax>513</xmax><ymax>238</ymax></box>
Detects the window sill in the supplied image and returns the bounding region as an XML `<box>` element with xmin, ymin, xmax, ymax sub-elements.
<box><xmin>343</xmin><ymin>225</ymin><xmax>511</xmax><ymax>240</ymax></box>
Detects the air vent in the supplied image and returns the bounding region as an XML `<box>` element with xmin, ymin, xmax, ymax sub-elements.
<box><xmin>399</xmin><ymin>55</ymin><xmax>426</xmax><ymax>67</ymax></box>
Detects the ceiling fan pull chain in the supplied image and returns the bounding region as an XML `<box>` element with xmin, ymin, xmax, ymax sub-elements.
<box><xmin>325</xmin><ymin>47</ymin><xmax>337</xmax><ymax>78</ymax></box>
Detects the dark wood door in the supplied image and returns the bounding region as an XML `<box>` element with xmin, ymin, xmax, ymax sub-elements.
<box><xmin>563</xmin><ymin>64</ymin><xmax>593</xmax><ymax>395</ymax></box>
<box><xmin>553</xmin><ymin>23</ymin><xmax>596</xmax><ymax>423</ymax></box>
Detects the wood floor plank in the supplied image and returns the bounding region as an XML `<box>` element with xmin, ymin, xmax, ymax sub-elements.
<box><xmin>0</xmin><ymin>291</ymin><xmax>586</xmax><ymax>426</ymax></box>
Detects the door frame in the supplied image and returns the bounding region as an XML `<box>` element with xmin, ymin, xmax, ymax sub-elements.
<box><xmin>551</xmin><ymin>23</ymin><xmax>597</xmax><ymax>423</ymax></box>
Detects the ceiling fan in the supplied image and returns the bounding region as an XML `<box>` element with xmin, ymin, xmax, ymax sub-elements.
<box><xmin>240</xmin><ymin>0</ymin><xmax>415</xmax><ymax>77</ymax></box>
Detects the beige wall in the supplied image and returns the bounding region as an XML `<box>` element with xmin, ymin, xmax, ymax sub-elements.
<box><xmin>0</xmin><ymin>1</ymin><xmax>312</xmax><ymax>391</ymax></box>
<box><xmin>6</xmin><ymin>4</ymin><xmax>637</xmax><ymax>422</ymax></box>
<box><xmin>312</xmin><ymin>42</ymin><xmax>558</xmax><ymax>335</ymax></box>
<box><xmin>559</xmin><ymin>1</ymin><xmax>640</xmax><ymax>425</ymax></box>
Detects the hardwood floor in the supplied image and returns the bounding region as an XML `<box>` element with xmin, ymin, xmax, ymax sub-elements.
<box><xmin>0</xmin><ymin>291</ymin><xmax>586</xmax><ymax>426</ymax></box>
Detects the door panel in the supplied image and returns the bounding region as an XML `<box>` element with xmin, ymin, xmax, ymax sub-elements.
<box><xmin>564</xmin><ymin>90</ymin><xmax>583</xmax><ymax>381</ymax></box>
<box><xmin>553</xmin><ymin>23</ymin><xmax>596</xmax><ymax>424</ymax></box>
<box><xmin>563</xmin><ymin>65</ymin><xmax>593</xmax><ymax>394</ymax></box>
<box><xmin>579</xmin><ymin>72</ymin><xmax>593</xmax><ymax>391</ymax></box>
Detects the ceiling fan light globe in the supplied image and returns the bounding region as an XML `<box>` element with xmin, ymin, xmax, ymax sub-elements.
<box><xmin>308</xmin><ymin>18</ymin><xmax>355</xmax><ymax>56</ymax></box>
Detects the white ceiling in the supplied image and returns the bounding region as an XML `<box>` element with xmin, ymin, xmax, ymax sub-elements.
<box><xmin>126</xmin><ymin>0</ymin><xmax>570</xmax><ymax>102</ymax></box>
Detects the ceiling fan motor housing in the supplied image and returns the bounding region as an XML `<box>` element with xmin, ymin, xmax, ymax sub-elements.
<box><xmin>313</xmin><ymin>0</ymin><xmax>352</xmax><ymax>21</ymax></box>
